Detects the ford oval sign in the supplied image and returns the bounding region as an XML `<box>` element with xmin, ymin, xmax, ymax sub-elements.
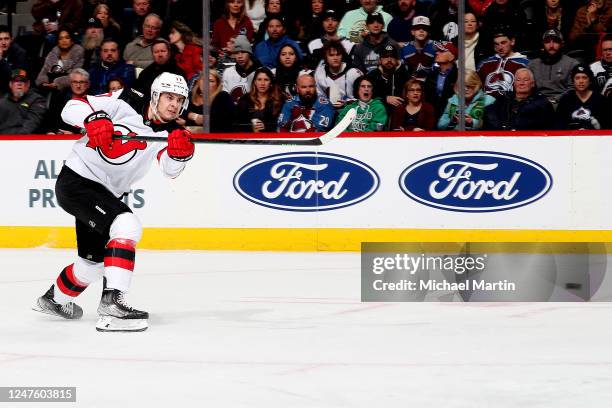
<box><xmin>399</xmin><ymin>151</ymin><xmax>553</xmax><ymax>212</ymax></box>
<box><xmin>234</xmin><ymin>152</ymin><xmax>379</xmax><ymax>211</ymax></box>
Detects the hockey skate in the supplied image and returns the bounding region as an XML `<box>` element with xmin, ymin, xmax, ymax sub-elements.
<box><xmin>32</xmin><ymin>285</ymin><xmax>83</xmax><ymax>320</ymax></box>
<box><xmin>96</xmin><ymin>286</ymin><xmax>149</xmax><ymax>332</ymax></box>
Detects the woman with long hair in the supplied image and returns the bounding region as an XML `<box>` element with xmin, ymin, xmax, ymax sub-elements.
<box><xmin>438</xmin><ymin>69</ymin><xmax>496</xmax><ymax>130</ymax></box>
<box><xmin>464</xmin><ymin>12</ymin><xmax>487</xmax><ymax>71</ymax></box>
<box><xmin>169</xmin><ymin>21</ymin><xmax>204</xmax><ymax>80</ymax></box>
<box><xmin>235</xmin><ymin>67</ymin><xmax>282</xmax><ymax>132</ymax></box>
<box><xmin>212</xmin><ymin>0</ymin><xmax>255</xmax><ymax>55</ymax></box>
<box><xmin>389</xmin><ymin>79</ymin><xmax>436</xmax><ymax>131</ymax></box>
<box><xmin>36</xmin><ymin>28</ymin><xmax>84</xmax><ymax>91</ymax></box>
<box><xmin>93</xmin><ymin>3</ymin><xmax>120</xmax><ymax>41</ymax></box>
<box><xmin>272</xmin><ymin>43</ymin><xmax>304</xmax><ymax>100</ymax></box>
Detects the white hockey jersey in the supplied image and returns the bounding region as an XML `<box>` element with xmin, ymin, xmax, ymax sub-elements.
<box><xmin>61</xmin><ymin>89</ymin><xmax>187</xmax><ymax>197</ymax></box>
<box><xmin>313</xmin><ymin>62</ymin><xmax>363</xmax><ymax>103</ymax></box>
<box><xmin>222</xmin><ymin>65</ymin><xmax>256</xmax><ymax>104</ymax></box>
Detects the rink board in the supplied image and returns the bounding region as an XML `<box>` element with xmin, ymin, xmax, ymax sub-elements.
<box><xmin>0</xmin><ymin>132</ymin><xmax>611</xmax><ymax>251</ymax></box>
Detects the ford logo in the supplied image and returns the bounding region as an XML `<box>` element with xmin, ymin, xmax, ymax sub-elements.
<box><xmin>399</xmin><ymin>151</ymin><xmax>553</xmax><ymax>212</ymax></box>
<box><xmin>234</xmin><ymin>152</ymin><xmax>379</xmax><ymax>211</ymax></box>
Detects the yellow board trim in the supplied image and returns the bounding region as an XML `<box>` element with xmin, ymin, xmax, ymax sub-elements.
<box><xmin>1</xmin><ymin>226</ymin><xmax>612</xmax><ymax>252</ymax></box>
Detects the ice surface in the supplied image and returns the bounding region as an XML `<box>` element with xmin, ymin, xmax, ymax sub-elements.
<box><xmin>1</xmin><ymin>248</ymin><xmax>611</xmax><ymax>407</ymax></box>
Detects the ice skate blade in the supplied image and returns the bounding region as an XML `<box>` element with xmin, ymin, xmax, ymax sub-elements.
<box><xmin>96</xmin><ymin>316</ymin><xmax>148</xmax><ymax>332</ymax></box>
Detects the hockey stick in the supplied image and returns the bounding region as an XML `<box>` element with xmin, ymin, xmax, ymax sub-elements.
<box><xmin>111</xmin><ymin>108</ymin><xmax>357</xmax><ymax>146</ymax></box>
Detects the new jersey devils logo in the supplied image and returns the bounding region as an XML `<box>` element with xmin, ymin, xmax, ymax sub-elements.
<box><xmin>90</xmin><ymin>124</ymin><xmax>147</xmax><ymax>165</ymax></box>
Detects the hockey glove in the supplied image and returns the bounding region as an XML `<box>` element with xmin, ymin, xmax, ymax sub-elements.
<box><xmin>167</xmin><ymin>128</ymin><xmax>194</xmax><ymax>161</ymax></box>
<box><xmin>84</xmin><ymin>111</ymin><xmax>114</xmax><ymax>149</ymax></box>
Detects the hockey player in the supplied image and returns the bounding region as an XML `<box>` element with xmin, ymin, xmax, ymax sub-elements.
<box><xmin>32</xmin><ymin>72</ymin><xmax>195</xmax><ymax>332</ymax></box>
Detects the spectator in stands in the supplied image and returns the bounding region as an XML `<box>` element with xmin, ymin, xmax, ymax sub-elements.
<box><xmin>246</xmin><ymin>0</ymin><xmax>266</xmax><ymax>31</ymax></box>
<box><xmin>89</xmin><ymin>39</ymin><xmax>136</xmax><ymax>95</ymax></box>
<box><xmin>430</xmin><ymin>0</ymin><xmax>460</xmax><ymax>43</ymax></box>
<box><xmin>223</xmin><ymin>35</ymin><xmax>261</xmax><ymax>103</ymax></box>
<box><xmin>351</xmin><ymin>12</ymin><xmax>399</xmax><ymax>74</ymax></box>
<box><xmin>400</xmin><ymin>15</ymin><xmax>435</xmax><ymax>78</ymax></box>
<box><xmin>93</xmin><ymin>3</ymin><xmax>121</xmax><ymax>42</ymax></box>
<box><xmin>568</xmin><ymin>0</ymin><xmax>611</xmax><ymax>63</ymax></box>
<box><xmin>180</xmin><ymin>74</ymin><xmax>204</xmax><ymax>127</ymax></box>
<box><xmin>308</xmin><ymin>9</ymin><xmax>354</xmax><ymax>68</ymax></box>
<box><xmin>31</xmin><ymin>0</ymin><xmax>83</xmax><ymax>42</ymax></box>
<box><xmin>425</xmin><ymin>41</ymin><xmax>458</xmax><ymax>117</ymax></box>
<box><xmin>484</xmin><ymin>67</ymin><xmax>555</xmax><ymax>130</ymax></box>
<box><xmin>590</xmin><ymin>33</ymin><xmax>612</xmax><ymax>97</ymax></box>
<box><xmin>278</xmin><ymin>74</ymin><xmax>334</xmax><ymax>132</ymax></box>
<box><xmin>533</xmin><ymin>0</ymin><xmax>575</xmax><ymax>44</ymax></box>
<box><xmin>0</xmin><ymin>69</ymin><xmax>47</xmax><ymax>134</ymax></box>
<box><xmin>464</xmin><ymin>12</ymin><xmax>487</xmax><ymax>71</ymax></box>
<box><xmin>120</xmin><ymin>0</ymin><xmax>152</xmax><ymax>47</ymax></box>
<box><xmin>235</xmin><ymin>67</ymin><xmax>283</xmax><ymax>132</ymax></box>
<box><xmin>35</xmin><ymin>28</ymin><xmax>84</xmax><ymax>92</ymax></box>
<box><xmin>315</xmin><ymin>40</ymin><xmax>363</xmax><ymax>108</ymax></box>
<box><xmin>480</xmin><ymin>0</ymin><xmax>530</xmax><ymax>53</ymax></box>
<box><xmin>107</xmin><ymin>77</ymin><xmax>125</xmax><ymax>92</ymax></box>
<box><xmin>477</xmin><ymin>28</ymin><xmax>528</xmax><ymax>98</ymax></box>
<box><xmin>212</xmin><ymin>0</ymin><xmax>255</xmax><ymax>55</ymax></box>
<box><xmin>366</xmin><ymin>43</ymin><xmax>410</xmax><ymax>114</ymax></box>
<box><xmin>169</xmin><ymin>21</ymin><xmax>203</xmax><ymax>81</ymax></box>
<box><xmin>0</xmin><ymin>25</ymin><xmax>28</xmax><ymax>94</ymax></box>
<box><xmin>209</xmin><ymin>69</ymin><xmax>236</xmax><ymax>132</ymax></box>
<box><xmin>53</xmin><ymin>68</ymin><xmax>90</xmax><ymax>133</ymax></box>
<box><xmin>555</xmin><ymin>64</ymin><xmax>610</xmax><ymax>129</ymax></box>
<box><xmin>389</xmin><ymin>78</ymin><xmax>436</xmax><ymax>131</ymax></box>
<box><xmin>254</xmin><ymin>16</ymin><xmax>303</xmax><ymax>68</ymax></box>
<box><xmin>337</xmin><ymin>76</ymin><xmax>387</xmax><ymax>131</ymax></box>
<box><xmin>135</xmin><ymin>39</ymin><xmax>187</xmax><ymax>97</ymax></box>
<box><xmin>124</xmin><ymin>13</ymin><xmax>163</xmax><ymax>70</ymax></box>
<box><xmin>339</xmin><ymin>0</ymin><xmax>393</xmax><ymax>44</ymax></box>
<box><xmin>272</xmin><ymin>43</ymin><xmax>304</xmax><ymax>101</ymax></box>
<box><xmin>386</xmin><ymin>0</ymin><xmax>426</xmax><ymax>46</ymax></box>
<box><xmin>81</xmin><ymin>18</ymin><xmax>104</xmax><ymax>69</ymax></box>
<box><xmin>438</xmin><ymin>69</ymin><xmax>495</xmax><ymax>130</ymax></box>
<box><xmin>528</xmin><ymin>29</ymin><xmax>578</xmax><ymax>109</ymax></box>
<box><xmin>468</xmin><ymin>0</ymin><xmax>494</xmax><ymax>19</ymax></box>
<box><xmin>297</xmin><ymin>0</ymin><xmax>326</xmax><ymax>45</ymax></box>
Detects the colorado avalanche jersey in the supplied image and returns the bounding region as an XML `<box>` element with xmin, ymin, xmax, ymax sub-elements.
<box><xmin>61</xmin><ymin>89</ymin><xmax>186</xmax><ymax>197</ymax></box>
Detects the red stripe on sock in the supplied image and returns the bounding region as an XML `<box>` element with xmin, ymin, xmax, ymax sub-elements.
<box><xmin>55</xmin><ymin>276</ymin><xmax>82</xmax><ymax>297</ymax></box>
<box><xmin>106</xmin><ymin>239</ymin><xmax>136</xmax><ymax>252</ymax></box>
<box><xmin>65</xmin><ymin>264</ymin><xmax>87</xmax><ymax>289</ymax></box>
<box><xmin>104</xmin><ymin>257</ymin><xmax>135</xmax><ymax>271</ymax></box>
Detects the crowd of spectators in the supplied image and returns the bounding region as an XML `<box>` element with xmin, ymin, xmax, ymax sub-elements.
<box><xmin>0</xmin><ymin>0</ymin><xmax>609</xmax><ymax>134</ymax></box>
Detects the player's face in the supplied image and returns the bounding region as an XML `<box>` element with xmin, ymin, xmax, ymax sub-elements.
<box><xmin>493</xmin><ymin>36</ymin><xmax>514</xmax><ymax>57</ymax></box>
<box><xmin>543</xmin><ymin>38</ymin><xmax>561</xmax><ymax>55</ymax></box>
<box><xmin>358</xmin><ymin>80</ymin><xmax>373</xmax><ymax>102</ymax></box>
<box><xmin>101</xmin><ymin>42</ymin><xmax>119</xmax><ymax>63</ymax></box>
<box><xmin>464</xmin><ymin>13</ymin><xmax>477</xmax><ymax>35</ymax></box>
<box><xmin>602</xmin><ymin>40</ymin><xmax>612</xmax><ymax>63</ymax></box>
<box><xmin>297</xmin><ymin>76</ymin><xmax>316</xmax><ymax>103</ymax></box>
<box><xmin>323</xmin><ymin>17</ymin><xmax>339</xmax><ymax>34</ymax></box>
<box><xmin>412</xmin><ymin>27</ymin><xmax>428</xmax><ymax>41</ymax></box>
<box><xmin>152</xmin><ymin>43</ymin><xmax>170</xmax><ymax>65</ymax></box>
<box><xmin>0</xmin><ymin>32</ymin><xmax>12</xmax><ymax>52</ymax></box>
<box><xmin>573</xmin><ymin>73</ymin><xmax>590</xmax><ymax>92</ymax></box>
<box><xmin>279</xmin><ymin>46</ymin><xmax>297</xmax><ymax>68</ymax></box>
<box><xmin>325</xmin><ymin>49</ymin><xmax>343</xmax><ymax>69</ymax></box>
<box><xmin>254</xmin><ymin>72</ymin><xmax>271</xmax><ymax>94</ymax></box>
<box><xmin>157</xmin><ymin>92</ymin><xmax>185</xmax><ymax>122</ymax></box>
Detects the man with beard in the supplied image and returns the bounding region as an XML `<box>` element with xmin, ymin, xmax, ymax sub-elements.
<box><xmin>81</xmin><ymin>17</ymin><xmax>105</xmax><ymax>70</ymax></box>
<box><xmin>89</xmin><ymin>39</ymin><xmax>136</xmax><ymax>95</ymax></box>
<box><xmin>135</xmin><ymin>39</ymin><xmax>186</xmax><ymax>98</ymax></box>
<box><xmin>351</xmin><ymin>12</ymin><xmax>399</xmax><ymax>74</ymax></box>
<box><xmin>367</xmin><ymin>43</ymin><xmax>410</xmax><ymax>114</ymax></box>
<box><xmin>254</xmin><ymin>16</ymin><xmax>302</xmax><ymax>69</ymax></box>
<box><xmin>0</xmin><ymin>69</ymin><xmax>47</xmax><ymax>133</ymax></box>
<box><xmin>590</xmin><ymin>34</ymin><xmax>612</xmax><ymax>98</ymax></box>
<box><xmin>222</xmin><ymin>35</ymin><xmax>261</xmax><ymax>104</ymax></box>
<box><xmin>528</xmin><ymin>29</ymin><xmax>578</xmax><ymax>109</ymax></box>
<box><xmin>278</xmin><ymin>74</ymin><xmax>334</xmax><ymax>132</ymax></box>
<box><xmin>555</xmin><ymin>64</ymin><xmax>610</xmax><ymax>130</ymax></box>
<box><xmin>386</xmin><ymin>0</ymin><xmax>427</xmax><ymax>46</ymax></box>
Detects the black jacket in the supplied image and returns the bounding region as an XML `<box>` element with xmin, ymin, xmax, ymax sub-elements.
<box><xmin>0</xmin><ymin>90</ymin><xmax>47</xmax><ymax>134</ymax></box>
<box><xmin>484</xmin><ymin>91</ymin><xmax>555</xmax><ymax>130</ymax></box>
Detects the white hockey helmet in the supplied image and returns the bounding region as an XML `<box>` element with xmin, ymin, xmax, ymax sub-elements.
<box><xmin>150</xmin><ymin>72</ymin><xmax>190</xmax><ymax>119</ymax></box>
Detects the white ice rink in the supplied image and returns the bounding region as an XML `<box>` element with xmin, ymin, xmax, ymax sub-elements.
<box><xmin>1</xmin><ymin>248</ymin><xmax>612</xmax><ymax>407</ymax></box>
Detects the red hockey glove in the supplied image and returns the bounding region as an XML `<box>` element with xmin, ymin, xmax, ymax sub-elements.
<box><xmin>84</xmin><ymin>111</ymin><xmax>114</xmax><ymax>149</ymax></box>
<box><xmin>167</xmin><ymin>128</ymin><xmax>194</xmax><ymax>161</ymax></box>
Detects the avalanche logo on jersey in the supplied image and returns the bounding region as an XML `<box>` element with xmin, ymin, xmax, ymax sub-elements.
<box><xmin>89</xmin><ymin>124</ymin><xmax>147</xmax><ymax>165</ymax></box>
<box><xmin>485</xmin><ymin>70</ymin><xmax>514</xmax><ymax>95</ymax></box>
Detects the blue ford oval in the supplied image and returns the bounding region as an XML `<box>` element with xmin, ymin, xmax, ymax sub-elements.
<box><xmin>234</xmin><ymin>152</ymin><xmax>380</xmax><ymax>211</ymax></box>
<box><xmin>399</xmin><ymin>151</ymin><xmax>553</xmax><ymax>212</ymax></box>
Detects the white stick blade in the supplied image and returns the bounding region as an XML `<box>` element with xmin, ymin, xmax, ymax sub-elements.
<box><xmin>318</xmin><ymin>108</ymin><xmax>357</xmax><ymax>145</ymax></box>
